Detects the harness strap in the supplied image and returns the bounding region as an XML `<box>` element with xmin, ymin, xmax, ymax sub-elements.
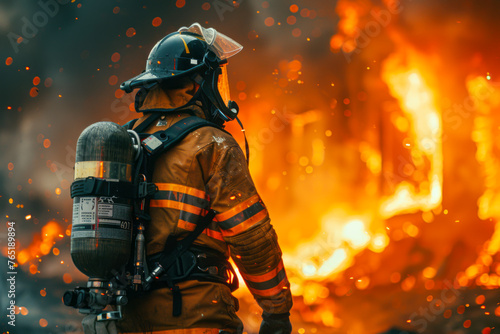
<box><xmin>141</xmin><ymin>116</ymin><xmax>225</xmax><ymax>156</ymax></box>
<box><xmin>70</xmin><ymin>177</ymin><xmax>157</xmax><ymax>199</ymax></box>
<box><xmin>122</xmin><ymin>116</ymin><xmax>236</xmax><ymax>317</ymax></box>
<box><xmin>147</xmin><ymin>247</ymin><xmax>239</xmax><ymax>292</ymax></box>
<box><xmin>143</xmin><ymin>210</ymin><xmax>217</xmax><ymax>317</ymax></box>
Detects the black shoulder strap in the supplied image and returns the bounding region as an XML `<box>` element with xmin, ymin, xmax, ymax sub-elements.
<box><xmin>123</xmin><ymin>114</ymin><xmax>161</xmax><ymax>133</ymax></box>
<box><xmin>141</xmin><ymin>116</ymin><xmax>224</xmax><ymax>157</ymax></box>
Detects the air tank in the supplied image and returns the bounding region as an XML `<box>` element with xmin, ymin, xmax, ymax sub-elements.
<box><xmin>71</xmin><ymin>122</ymin><xmax>135</xmax><ymax>280</ymax></box>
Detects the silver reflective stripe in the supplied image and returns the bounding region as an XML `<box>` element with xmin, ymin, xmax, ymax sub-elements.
<box><xmin>74</xmin><ymin>161</ymin><xmax>132</xmax><ymax>181</ymax></box>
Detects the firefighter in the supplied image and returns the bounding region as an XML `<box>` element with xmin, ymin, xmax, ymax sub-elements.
<box><xmin>117</xmin><ymin>23</ymin><xmax>293</xmax><ymax>334</ymax></box>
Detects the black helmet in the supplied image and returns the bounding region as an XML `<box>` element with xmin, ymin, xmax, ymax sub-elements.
<box><xmin>120</xmin><ymin>23</ymin><xmax>243</xmax><ymax>124</ymax></box>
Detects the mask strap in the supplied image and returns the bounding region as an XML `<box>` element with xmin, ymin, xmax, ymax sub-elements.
<box><xmin>235</xmin><ymin>116</ymin><xmax>250</xmax><ymax>167</ymax></box>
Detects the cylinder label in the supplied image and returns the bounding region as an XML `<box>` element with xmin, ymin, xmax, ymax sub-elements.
<box><xmin>98</xmin><ymin>204</ymin><xmax>113</xmax><ymax>217</ymax></box>
<box><xmin>78</xmin><ymin>197</ymin><xmax>96</xmax><ymax>225</ymax></box>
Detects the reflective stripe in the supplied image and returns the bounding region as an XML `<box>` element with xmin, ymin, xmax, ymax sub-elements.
<box><xmin>240</xmin><ymin>260</ymin><xmax>285</xmax><ymax>283</ymax></box>
<box><xmin>150</xmin><ymin>183</ymin><xmax>225</xmax><ymax>242</ymax></box>
<box><xmin>244</xmin><ymin>267</ymin><xmax>287</xmax><ymax>292</ymax></box>
<box><xmin>216</xmin><ymin>195</ymin><xmax>268</xmax><ymax>237</ymax></box>
<box><xmin>155</xmin><ymin>183</ymin><xmax>208</xmax><ymax>200</ymax></box>
<box><xmin>149</xmin><ymin>199</ymin><xmax>204</xmax><ymax>215</ymax></box>
<box><xmin>247</xmin><ymin>276</ymin><xmax>289</xmax><ymax>297</ymax></box>
<box><xmin>153</xmin><ymin>191</ymin><xmax>209</xmax><ymax>212</ymax></box>
<box><xmin>215</xmin><ymin>194</ymin><xmax>261</xmax><ymax>221</ymax></box>
<box><xmin>177</xmin><ymin>220</ymin><xmax>224</xmax><ymax>241</ymax></box>
<box><xmin>220</xmin><ymin>210</ymin><xmax>267</xmax><ymax>237</ymax></box>
<box><xmin>177</xmin><ymin>35</ymin><xmax>191</xmax><ymax>54</ymax></box>
<box><xmin>240</xmin><ymin>260</ymin><xmax>289</xmax><ymax>297</ymax></box>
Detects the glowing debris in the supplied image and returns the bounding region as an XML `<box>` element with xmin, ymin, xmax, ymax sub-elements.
<box><xmin>152</xmin><ymin>17</ymin><xmax>162</xmax><ymax>27</ymax></box>
<box><xmin>29</xmin><ymin>264</ymin><xmax>38</xmax><ymax>274</ymax></box>
<box><xmin>30</xmin><ymin>87</ymin><xmax>39</xmax><ymax>97</ymax></box>
<box><xmin>63</xmin><ymin>273</ymin><xmax>73</xmax><ymax>284</ymax></box>
<box><xmin>292</xmin><ymin>28</ymin><xmax>302</xmax><ymax>37</ymax></box>
<box><xmin>111</xmin><ymin>52</ymin><xmax>120</xmax><ymax>62</ymax></box>
<box><xmin>108</xmin><ymin>75</ymin><xmax>118</xmax><ymax>86</ymax></box>
<box><xmin>43</xmin><ymin>139</ymin><xmax>51</xmax><ymax>148</ymax></box>
<box><xmin>126</xmin><ymin>27</ymin><xmax>136</xmax><ymax>37</ymax></box>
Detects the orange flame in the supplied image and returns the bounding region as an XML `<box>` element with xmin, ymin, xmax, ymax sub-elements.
<box><xmin>17</xmin><ymin>221</ymin><xmax>63</xmax><ymax>265</ymax></box>
<box><xmin>462</xmin><ymin>76</ymin><xmax>500</xmax><ymax>288</ymax></box>
<box><xmin>380</xmin><ymin>49</ymin><xmax>443</xmax><ymax>217</ymax></box>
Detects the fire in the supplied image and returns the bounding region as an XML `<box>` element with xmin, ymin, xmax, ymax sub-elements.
<box><xmin>380</xmin><ymin>50</ymin><xmax>443</xmax><ymax>218</ymax></box>
<box><xmin>281</xmin><ymin>49</ymin><xmax>443</xmax><ymax>288</ymax></box>
<box><xmin>329</xmin><ymin>0</ymin><xmax>367</xmax><ymax>53</ymax></box>
<box><xmin>467</xmin><ymin>76</ymin><xmax>500</xmax><ymax>223</ymax></box>
<box><xmin>283</xmin><ymin>211</ymin><xmax>384</xmax><ymax>282</ymax></box>
<box><xmin>17</xmin><ymin>221</ymin><xmax>64</xmax><ymax>266</ymax></box>
<box><xmin>460</xmin><ymin>76</ymin><xmax>500</xmax><ymax>288</ymax></box>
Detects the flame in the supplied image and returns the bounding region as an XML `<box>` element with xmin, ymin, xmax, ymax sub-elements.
<box><xmin>282</xmin><ymin>49</ymin><xmax>444</xmax><ymax>290</ymax></box>
<box><xmin>380</xmin><ymin>50</ymin><xmax>443</xmax><ymax>218</ymax></box>
<box><xmin>467</xmin><ymin>77</ymin><xmax>500</xmax><ymax>222</ymax></box>
<box><xmin>329</xmin><ymin>0</ymin><xmax>368</xmax><ymax>53</ymax></box>
<box><xmin>461</xmin><ymin>76</ymin><xmax>500</xmax><ymax>288</ymax></box>
<box><xmin>284</xmin><ymin>211</ymin><xmax>386</xmax><ymax>283</ymax></box>
<box><xmin>17</xmin><ymin>221</ymin><xmax>64</xmax><ymax>266</ymax></box>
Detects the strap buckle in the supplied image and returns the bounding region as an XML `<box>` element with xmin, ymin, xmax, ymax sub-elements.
<box><xmin>196</xmin><ymin>253</ymin><xmax>219</xmax><ymax>275</ymax></box>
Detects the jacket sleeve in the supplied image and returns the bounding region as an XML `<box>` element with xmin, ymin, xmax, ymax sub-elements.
<box><xmin>205</xmin><ymin>144</ymin><xmax>293</xmax><ymax>314</ymax></box>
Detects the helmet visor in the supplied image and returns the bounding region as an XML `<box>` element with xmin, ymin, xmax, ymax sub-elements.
<box><xmin>178</xmin><ymin>23</ymin><xmax>243</xmax><ymax>59</ymax></box>
<box><xmin>218</xmin><ymin>65</ymin><xmax>231</xmax><ymax>107</ymax></box>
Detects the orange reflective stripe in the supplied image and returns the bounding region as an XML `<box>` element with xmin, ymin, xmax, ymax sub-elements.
<box><xmin>247</xmin><ymin>276</ymin><xmax>289</xmax><ymax>297</ymax></box>
<box><xmin>240</xmin><ymin>260</ymin><xmax>285</xmax><ymax>283</ymax></box>
<box><xmin>215</xmin><ymin>194</ymin><xmax>261</xmax><ymax>222</ymax></box>
<box><xmin>177</xmin><ymin>220</ymin><xmax>224</xmax><ymax>242</ymax></box>
<box><xmin>204</xmin><ymin>228</ymin><xmax>224</xmax><ymax>242</ymax></box>
<box><xmin>150</xmin><ymin>199</ymin><xmax>204</xmax><ymax>215</ymax></box>
<box><xmin>220</xmin><ymin>209</ymin><xmax>267</xmax><ymax>237</ymax></box>
<box><xmin>155</xmin><ymin>183</ymin><xmax>209</xmax><ymax>200</ymax></box>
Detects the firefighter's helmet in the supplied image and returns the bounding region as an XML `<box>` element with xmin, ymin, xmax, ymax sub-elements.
<box><xmin>120</xmin><ymin>23</ymin><xmax>243</xmax><ymax>124</ymax></box>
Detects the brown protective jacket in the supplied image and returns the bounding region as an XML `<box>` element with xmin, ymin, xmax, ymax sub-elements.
<box><xmin>117</xmin><ymin>86</ymin><xmax>292</xmax><ymax>334</ymax></box>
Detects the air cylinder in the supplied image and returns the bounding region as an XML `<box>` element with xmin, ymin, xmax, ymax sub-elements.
<box><xmin>71</xmin><ymin>122</ymin><xmax>135</xmax><ymax>280</ymax></box>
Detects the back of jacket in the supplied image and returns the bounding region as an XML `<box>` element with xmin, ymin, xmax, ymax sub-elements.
<box><xmin>117</xmin><ymin>110</ymin><xmax>292</xmax><ymax>333</ymax></box>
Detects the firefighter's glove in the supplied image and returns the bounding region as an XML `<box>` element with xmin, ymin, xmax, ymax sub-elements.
<box><xmin>259</xmin><ymin>311</ymin><xmax>292</xmax><ymax>334</ymax></box>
